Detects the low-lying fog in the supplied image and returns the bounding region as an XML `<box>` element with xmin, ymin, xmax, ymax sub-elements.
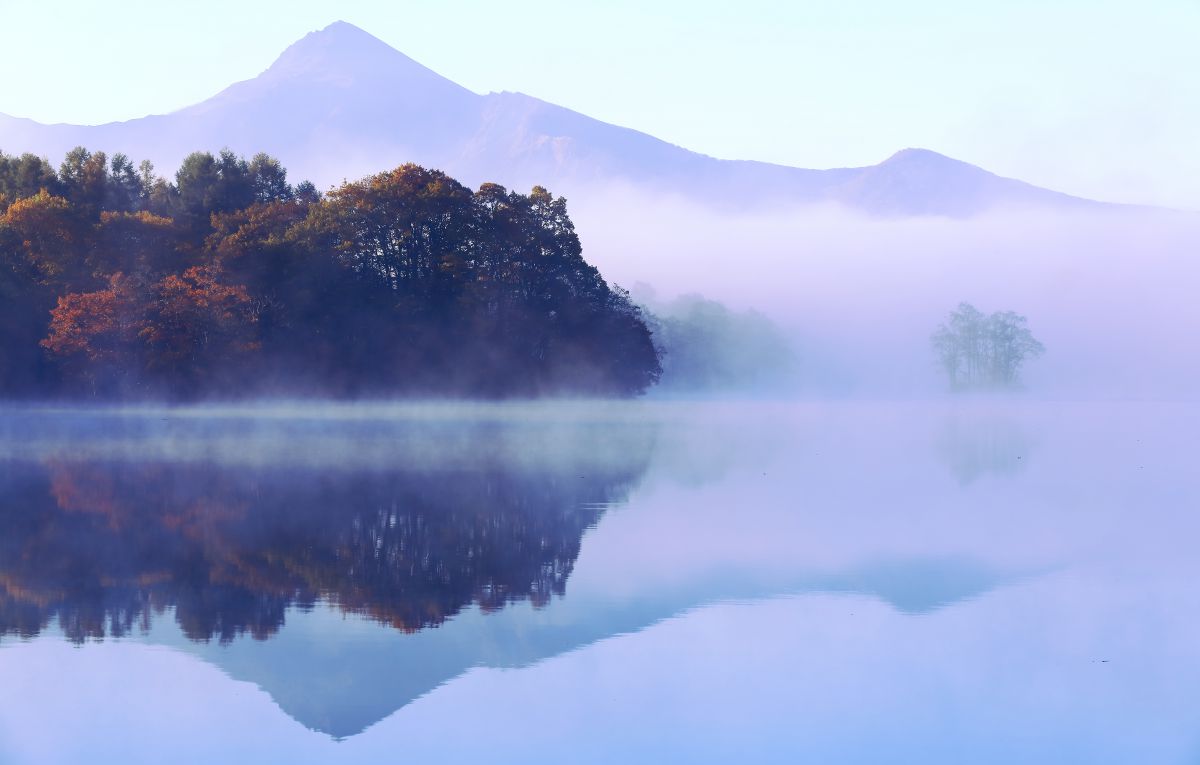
<box><xmin>573</xmin><ymin>188</ymin><xmax>1200</xmax><ymax>399</ymax></box>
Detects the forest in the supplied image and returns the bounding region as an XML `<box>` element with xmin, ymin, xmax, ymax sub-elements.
<box><xmin>0</xmin><ymin>148</ymin><xmax>661</xmax><ymax>398</ymax></box>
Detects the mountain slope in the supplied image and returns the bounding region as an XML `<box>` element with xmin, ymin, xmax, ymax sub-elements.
<box><xmin>0</xmin><ymin>21</ymin><xmax>1118</xmax><ymax>216</ymax></box>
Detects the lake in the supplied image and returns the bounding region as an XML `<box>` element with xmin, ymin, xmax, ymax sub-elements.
<box><xmin>0</xmin><ymin>400</ymin><xmax>1197</xmax><ymax>763</ymax></box>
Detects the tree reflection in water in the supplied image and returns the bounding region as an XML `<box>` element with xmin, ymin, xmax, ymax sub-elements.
<box><xmin>0</xmin><ymin>421</ymin><xmax>654</xmax><ymax>643</ymax></box>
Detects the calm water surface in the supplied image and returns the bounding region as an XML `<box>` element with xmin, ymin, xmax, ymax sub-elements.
<box><xmin>0</xmin><ymin>400</ymin><xmax>1197</xmax><ymax>763</ymax></box>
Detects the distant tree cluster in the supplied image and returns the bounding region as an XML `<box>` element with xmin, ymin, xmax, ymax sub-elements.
<box><xmin>0</xmin><ymin>148</ymin><xmax>660</xmax><ymax>398</ymax></box>
<box><xmin>931</xmin><ymin>302</ymin><xmax>1044</xmax><ymax>390</ymax></box>
<box><xmin>635</xmin><ymin>289</ymin><xmax>797</xmax><ymax>393</ymax></box>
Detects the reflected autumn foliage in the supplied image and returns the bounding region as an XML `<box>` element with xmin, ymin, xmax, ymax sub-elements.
<box><xmin>0</xmin><ymin>440</ymin><xmax>650</xmax><ymax>643</ymax></box>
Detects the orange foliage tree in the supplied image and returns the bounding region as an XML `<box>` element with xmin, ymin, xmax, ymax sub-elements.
<box><xmin>139</xmin><ymin>265</ymin><xmax>258</xmax><ymax>383</ymax></box>
<box><xmin>42</xmin><ymin>274</ymin><xmax>142</xmax><ymax>393</ymax></box>
<box><xmin>43</xmin><ymin>266</ymin><xmax>256</xmax><ymax>394</ymax></box>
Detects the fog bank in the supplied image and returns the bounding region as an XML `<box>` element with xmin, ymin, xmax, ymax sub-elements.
<box><xmin>573</xmin><ymin>188</ymin><xmax>1200</xmax><ymax>398</ymax></box>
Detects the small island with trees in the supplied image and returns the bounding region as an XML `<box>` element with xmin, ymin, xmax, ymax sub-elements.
<box><xmin>0</xmin><ymin>148</ymin><xmax>661</xmax><ymax>399</ymax></box>
<box><xmin>931</xmin><ymin>302</ymin><xmax>1044</xmax><ymax>390</ymax></box>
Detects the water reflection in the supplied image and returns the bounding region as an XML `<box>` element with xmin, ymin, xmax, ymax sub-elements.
<box><xmin>3</xmin><ymin>402</ymin><xmax>1199</xmax><ymax>762</ymax></box>
<box><xmin>936</xmin><ymin>415</ymin><xmax>1033</xmax><ymax>485</ymax></box>
<box><xmin>819</xmin><ymin>558</ymin><xmax>1006</xmax><ymax>615</ymax></box>
<box><xmin>0</xmin><ymin>413</ymin><xmax>656</xmax><ymax>644</ymax></box>
<box><xmin>0</xmin><ymin>403</ymin><xmax>1029</xmax><ymax>742</ymax></box>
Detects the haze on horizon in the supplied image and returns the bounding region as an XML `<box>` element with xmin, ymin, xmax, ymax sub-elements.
<box><xmin>0</xmin><ymin>0</ymin><xmax>1197</xmax><ymax>210</ymax></box>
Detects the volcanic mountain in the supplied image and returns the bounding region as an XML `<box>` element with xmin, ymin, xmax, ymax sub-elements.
<box><xmin>0</xmin><ymin>21</ymin><xmax>1114</xmax><ymax>216</ymax></box>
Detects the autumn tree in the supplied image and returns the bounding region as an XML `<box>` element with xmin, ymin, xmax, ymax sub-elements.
<box><xmin>139</xmin><ymin>265</ymin><xmax>257</xmax><ymax>390</ymax></box>
<box><xmin>0</xmin><ymin>191</ymin><xmax>91</xmax><ymax>291</ymax></box>
<box><xmin>42</xmin><ymin>273</ymin><xmax>143</xmax><ymax>394</ymax></box>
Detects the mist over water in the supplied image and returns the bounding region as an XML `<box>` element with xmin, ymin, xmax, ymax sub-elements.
<box><xmin>573</xmin><ymin>189</ymin><xmax>1200</xmax><ymax>398</ymax></box>
<box><xmin>0</xmin><ymin>400</ymin><xmax>664</xmax><ymax>468</ymax></box>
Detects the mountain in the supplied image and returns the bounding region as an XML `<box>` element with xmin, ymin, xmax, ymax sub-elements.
<box><xmin>157</xmin><ymin>555</ymin><xmax>1007</xmax><ymax>739</ymax></box>
<box><xmin>0</xmin><ymin>21</ymin><xmax>1117</xmax><ymax>216</ymax></box>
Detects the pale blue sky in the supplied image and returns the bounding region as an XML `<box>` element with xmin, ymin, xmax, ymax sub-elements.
<box><xmin>0</xmin><ymin>0</ymin><xmax>1196</xmax><ymax>208</ymax></box>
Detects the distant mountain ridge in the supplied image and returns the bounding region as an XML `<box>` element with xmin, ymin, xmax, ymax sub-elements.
<box><xmin>0</xmin><ymin>21</ymin><xmax>1120</xmax><ymax>216</ymax></box>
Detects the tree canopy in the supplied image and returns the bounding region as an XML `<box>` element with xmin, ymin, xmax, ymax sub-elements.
<box><xmin>0</xmin><ymin>148</ymin><xmax>661</xmax><ymax>398</ymax></box>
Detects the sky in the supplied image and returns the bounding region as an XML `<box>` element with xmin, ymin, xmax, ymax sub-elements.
<box><xmin>0</xmin><ymin>0</ymin><xmax>1196</xmax><ymax>209</ymax></box>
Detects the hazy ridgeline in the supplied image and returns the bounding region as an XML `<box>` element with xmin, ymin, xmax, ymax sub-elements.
<box><xmin>574</xmin><ymin>187</ymin><xmax>1200</xmax><ymax>399</ymax></box>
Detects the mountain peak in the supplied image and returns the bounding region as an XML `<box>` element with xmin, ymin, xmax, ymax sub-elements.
<box><xmin>317</xmin><ymin>20</ymin><xmax>372</xmax><ymax>36</ymax></box>
<box><xmin>272</xmin><ymin>20</ymin><xmax>392</xmax><ymax>66</ymax></box>
<box><xmin>260</xmin><ymin>20</ymin><xmax>471</xmax><ymax>96</ymax></box>
<box><xmin>880</xmin><ymin>148</ymin><xmax>971</xmax><ymax>169</ymax></box>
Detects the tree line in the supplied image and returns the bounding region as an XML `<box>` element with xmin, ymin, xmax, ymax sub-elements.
<box><xmin>0</xmin><ymin>148</ymin><xmax>661</xmax><ymax>398</ymax></box>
